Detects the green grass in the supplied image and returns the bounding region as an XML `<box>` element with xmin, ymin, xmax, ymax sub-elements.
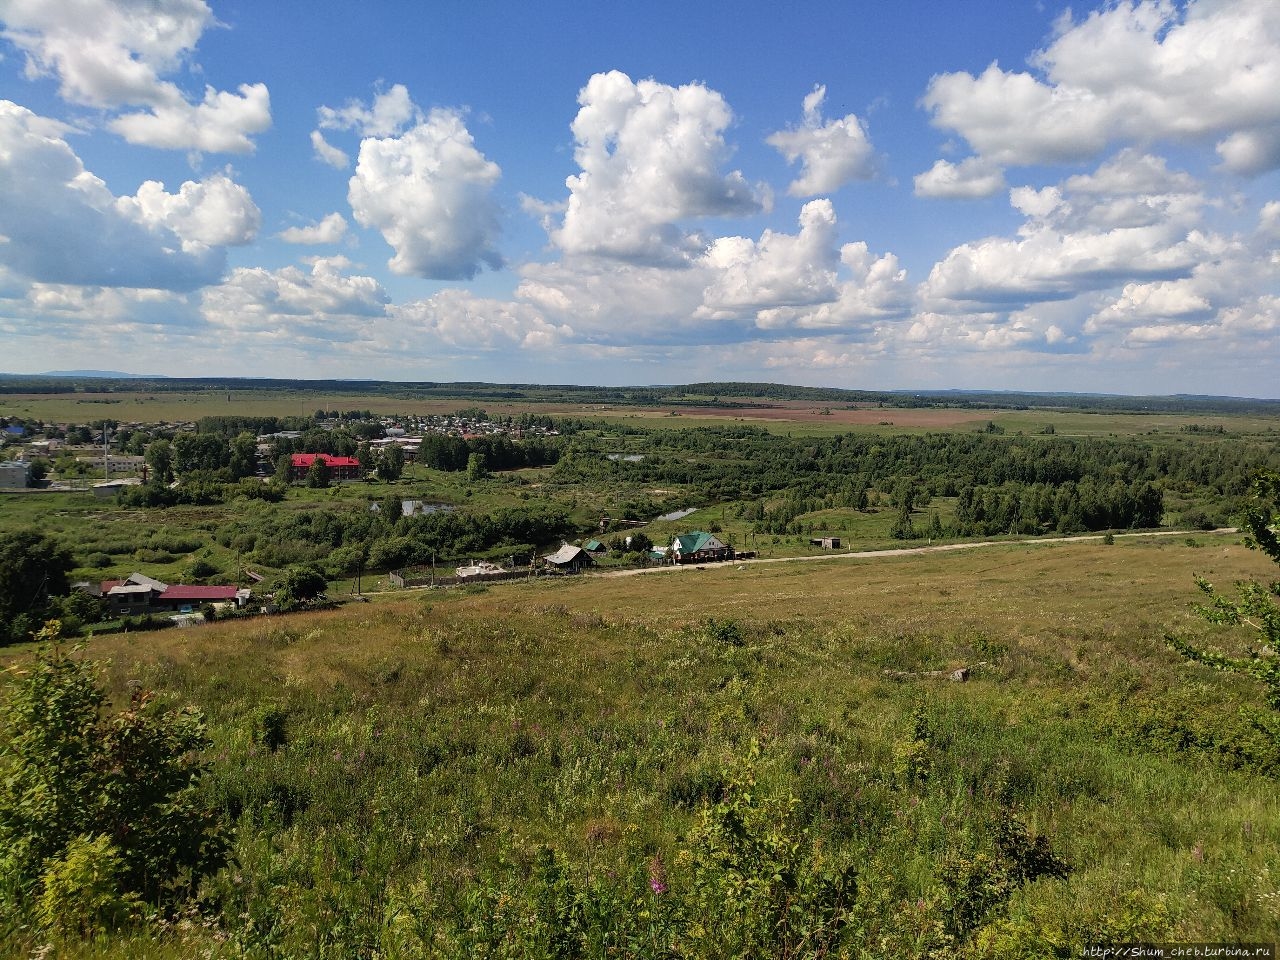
<box><xmin>3</xmin><ymin>532</ymin><xmax>1277</xmax><ymax>956</ymax></box>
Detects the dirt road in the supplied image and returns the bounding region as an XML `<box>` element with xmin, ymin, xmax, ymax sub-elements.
<box><xmin>591</xmin><ymin>527</ymin><xmax>1236</xmax><ymax>579</ymax></box>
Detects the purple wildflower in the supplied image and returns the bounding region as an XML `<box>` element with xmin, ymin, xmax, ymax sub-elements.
<box><xmin>648</xmin><ymin>853</ymin><xmax>668</xmax><ymax>895</ymax></box>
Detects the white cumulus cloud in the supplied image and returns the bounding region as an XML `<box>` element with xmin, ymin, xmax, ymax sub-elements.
<box><xmin>516</xmin><ymin>257</ymin><xmax>713</xmax><ymax>344</ymax></box>
<box><xmin>697</xmin><ymin>199</ymin><xmax>841</xmax><ymax>320</ymax></box>
<box><xmin>1086</xmin><ymin>279</ymin><xmax>1213</xmax><ymax>333</ymax></box>
<box><xmin>0</xmin><ymin>100</ymin><xmax>231</xmax><ymax>289</ymax></box>
<box><xmin>392</xmin><ymin>289</ymin><xmax>572</xmax><ymax>351</ymax></box>
<box><xmin>914</xmin><ymin>158</ymin><xmax>1006</xmax><ymax>199</ymax></box>
<box><xmin>0</xmin><ymin>0</ymin><xmax>271</xmax><ymax>153</ymax></box>
<box><xmin>922</xmin><ymin>0</ymin><xmax>1280</xmax><ymax>175</ymax></box>
<box><xmin>518</xmin><ymin>199</ymin><xmax>908</xmax><ymax>342</ymax></box>
<box><xmin>310</xmin><ymin>130</ymin><xmax>349</xmax><ymax>169</ymax></box>
<box><xmin>550</xmin><ymin>70</ymin><xmax>763</xmax><ymax>265</ymax></box>
<box><xmin>754</xmin><ymin>241</ymin><xmax>911</xmax><ymax>331</ymax></box>
<box><xmin>318</xmin><ymin>84</ymin><xmax>416</xmax><ymax>137</ymax></box>
<box><xmin>766</xmin><ymin>85</ymin><xmax>876</xmax><ymax>196</ymax></box>
<box><xmin>202</xmin><ymin>256</ymin><xmax>390</xmax><ymax>341</ymax></box>
<box><xmin>109</xmin><ymin>83</ymin><xmax>271</xmax><ymax>154</ymax></box>
<box><xmin>923</xmin><ymin>152</ymin><xmax>1213</xmax><ymax>310</ymax></box>
<box><xmin>118</xmin><ymin>172</ymin><xmax>260</xmax><ymax>248</ymax></box>
<box><xmin>278</xmin><ymin>212</ymin><xmax>348</xmax><ymax>245</ymax></box>
<box><xmin>348</xmin><ymin>107</ymin><xmax>503</xmax><ymax>280</ymax></box>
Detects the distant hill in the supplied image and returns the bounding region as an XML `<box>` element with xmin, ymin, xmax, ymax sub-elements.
<box><xmin>39</xmin><ymin>370</ymin><xmax>166</xmax><ymax>378</ymax></box>
<box><xmin>0</xmin><ymin>373</ymin><xmax>1276</xmax><ymax>414</ymax></box>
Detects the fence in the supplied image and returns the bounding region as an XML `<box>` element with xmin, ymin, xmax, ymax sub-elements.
<box><xmin>388</xmin><ymin>566</ymin><xmax>544</xmax><ymax>588</ymax></box>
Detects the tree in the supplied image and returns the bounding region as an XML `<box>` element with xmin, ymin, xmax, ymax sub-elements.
<box><xmin>1169</xmin><ymin>472</ymin><xmax>1280</xmax><ymax>711</ymax></box>
<box><xmin>0</xmin><ymin>531</ymin><xmax>73</xmax><ymax>645</ymax></box>
<box><xmin>467</xmin><ymin>451</ymin><xmax>489</xmax><ymax>481</ymax></box>
<box><xmin>306</xmin><ymin>456</ymin><xmax>331</xmax><ymax>488</ymax></box>
<box><xmin>927</xmin><ymin>511</ymin><xmax>944</xmax><ymax>540</ymax></box>
<box><xmin>55</xmin><ymin>591</ymin><xmax>107</xmax><ymax>634</ymax></box>
<box><xmin>0</xmin><ymin>627</ymin><xmax>229</xmax><ymax>933</ymax></box>
<box><xmin>274</xmin><ymin>564</ymin><xmax>328</xmax><ymax>611</ymax></box>
<box><xmin>172</xmin><ymin>432</ymin><xmax>226</xmax><ymax>476</ymax></box>
<box><xmin>227</xmin><ymin>431</ymin><xmax>258</xmax><ymax>480</ymax></box>
<box><xmin>144</xmin><ymin>439</ymin><xmax>173</xmax><ymax>484</ymax></box>
<box><xmin>890</xmin><ymin>504</ymin><xmax>916</xmax><ymax>541</ymax></box>
<box><xmin>376</xmin><ymin>443</ymin><xmax>405</xmax><ymax>483</ymax></box>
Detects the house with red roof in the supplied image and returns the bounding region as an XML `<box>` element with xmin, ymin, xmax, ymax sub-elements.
<box><xmin>289</xmin><ymin>453</ymin><xmax>363</xmax><ymax>482</ymax></box>
<box><xmin>83</xmin><ymin>572</ymin><xmax>251</xmax><ymax>615</ymax></box>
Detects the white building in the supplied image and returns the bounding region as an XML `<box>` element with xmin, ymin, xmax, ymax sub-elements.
<box><xmin>0</xmin><ymin>461</ymin><xmax>31</xmax><ymax>489</ymax></box>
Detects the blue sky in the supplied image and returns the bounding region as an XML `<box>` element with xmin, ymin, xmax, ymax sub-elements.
<box><xmin>1</xmin><ymin>0</ymin><xmax>1277</xmax><ymax>396</ymax></box>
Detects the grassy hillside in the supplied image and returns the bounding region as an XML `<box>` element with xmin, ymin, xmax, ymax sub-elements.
<box><xmin>3</xmin><ymin>532</ymin><xmax>1278</xmax><ymax>957</ymax></box>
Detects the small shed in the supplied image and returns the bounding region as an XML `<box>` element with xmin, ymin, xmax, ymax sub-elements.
<box><xmin>809</xmin><ymin>536</ymin><xmax>841</xmax><ymax>549</ymax></box>
<box><xmin>92</xmin><ymin>477</ymin><xmax>142</xmax><ymax>498</ymax></box>
<box><xmin>543</xmin><ymin>544</ymin><xmax>594</xmax><ymax>573</ymax></box>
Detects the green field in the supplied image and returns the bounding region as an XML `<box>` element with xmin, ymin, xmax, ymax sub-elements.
<box><xmin>5</xmin><ymin>388</ymin><xmax>1278</xmax><ymax>438</ymax></box>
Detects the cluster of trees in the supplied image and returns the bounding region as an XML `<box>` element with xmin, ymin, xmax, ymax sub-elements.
<box><xmin>413</xmin><ymin>433</ymin><xmax>560</xmax><ymax>473</ymax></box>
<box><xmin>606</xmin><ymin>531</ymin><xmax>654</xmax><ymax>555</ymax></box>
<box><xmin>556</xmin><ymin>426</ymin><xmax>1275</xmax><ymax>535</ymax></box>
<box><xmin>211</xmin><ymin>500</ymin><xmax>573</xmax><ymax>574</ymax></box>
<box><xmin>953</xmin><ymin>479</ymin><xmax>1165</xmax><ymax>536</ymax></box>
<box><xmin>196</xmin><ymin>415</ymin><xmax>309</xmax><ymax>436</ymax></box>
<box><xmin>0</xmin><ymin>532</ymin><xmax>74</xmax><ymax>645</ymax></box>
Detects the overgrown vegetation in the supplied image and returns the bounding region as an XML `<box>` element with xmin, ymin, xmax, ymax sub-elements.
<box><xmin>0</xmin><ymin>625</ymin><xmax>228</xmax><ymax>943</ymax></box>
<box><xmin>0</xmin><ymin>532</ymin><xmax>1277</xmax><ymax>956</ymax></box>
<box><xmin>1169</xmin><ymin>471</ymin><xmax>1280</xmax><ymax>713</ymax></box>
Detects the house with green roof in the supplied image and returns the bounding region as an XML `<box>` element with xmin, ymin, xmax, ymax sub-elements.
<box><xmin>670</xmin><ymin>531</ymin><xmax>732</xmax><ymax>564</ymax></box>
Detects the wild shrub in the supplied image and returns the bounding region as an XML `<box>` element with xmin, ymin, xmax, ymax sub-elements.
<box><xmin>1170</xmin><ymin>471</ymin><xmax>1280</xmax><ymax>716</ymax></box>
<box><xmin>435</xmin><ymin>750</ymin><xmax>857</xmax><ymax>957</ymax></box>
<box><xmin>253</xmin><ymin>704</ymin><xmax>289</xmax><ymax>752</ymax></box>
<box><xmin>36</xmin><ymin>834</ymin><xmax>142</xmax><ymax>940</ymax></box>
<box><xmin>700</xmin><ymin>617</ymin><xmax>744</xmax><ymax>647</ymax></box>
<box><xmin>940</xmin><ymin>848</ymin><xmax>1013</xmax><ymax>941</ymax></box>
<box><xmin>0</xmin><ymin>626</ymin><xmax>229</xmax><ymax>938</ymax></box>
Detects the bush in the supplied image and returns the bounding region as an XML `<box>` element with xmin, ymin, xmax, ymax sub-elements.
<box><xmin>185</xmin><ymin>557</ymin><xmax>220</xmax><ymax>581</ymax></box>
<box><xmin>1178</xmin><ymin>509</ymin><xmax>1217</xmax><ymax>531</ymax></box>
<box><xmin>0</xmin><ymin>625</ymin><xmax>229</xmax><ymax>933</ymax></box>
<box><xmin>37</xmin><ymin>834</ymin><xmax>141</xmax><ymax>940</ymax></box>
<box><xmin>274</xmin><ymin>564</ymin><xmax>328</xmax><ymax>611</ymax></box>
